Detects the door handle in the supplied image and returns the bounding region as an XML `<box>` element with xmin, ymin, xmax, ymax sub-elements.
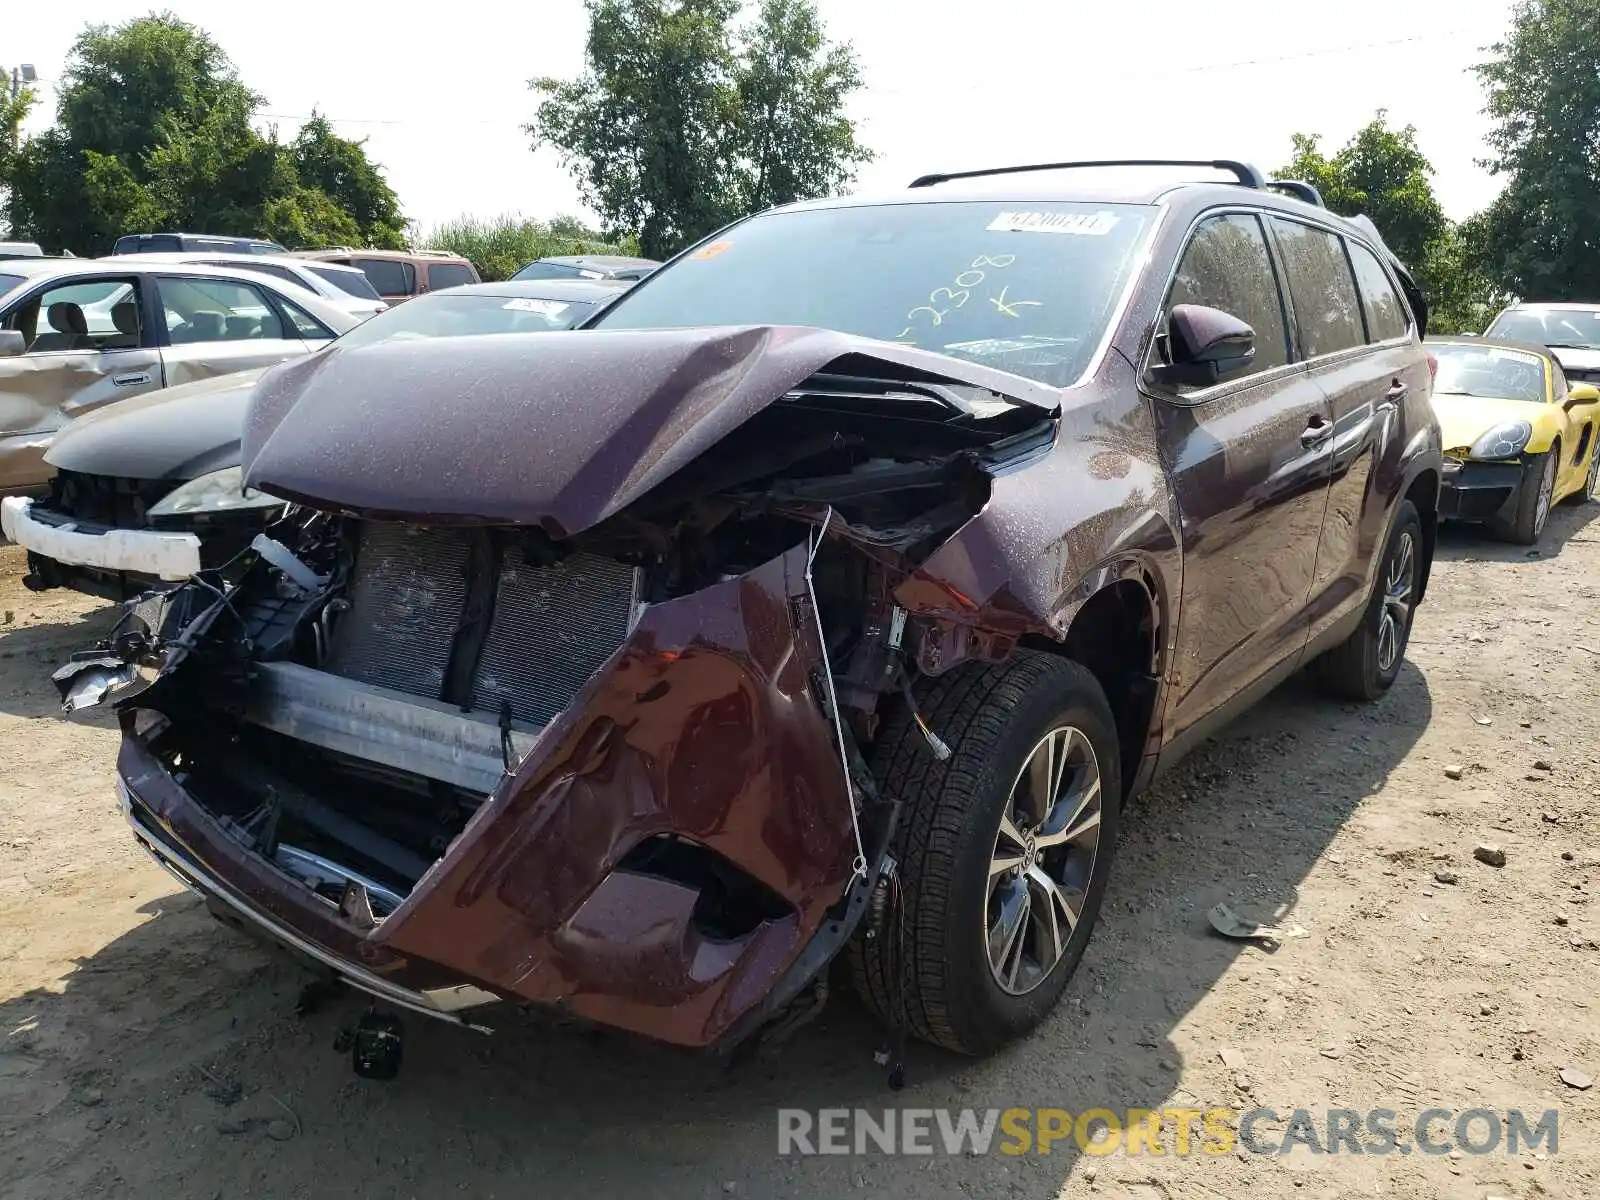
<box><xmin>1300</xmin><ymin>416</ymin><xmax>1334</xmax><ymax>447</ymax></box>
<box><xmin>112</xmin><ymin>372</ymin><xmax>151</xmax><ymax>387</ymax></box>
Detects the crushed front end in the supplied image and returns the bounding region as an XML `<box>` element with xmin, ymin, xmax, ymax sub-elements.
<box><xmin>74</xmin><ymin>330</ymin><xmax>1059</xmax><ymax>1051</ymax></box>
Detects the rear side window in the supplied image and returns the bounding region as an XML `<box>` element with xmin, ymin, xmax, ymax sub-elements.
<box><xmin>1270</xmin><ymin>219</ymin><xmax>1364</xmax><ymax>358</ymax></box>
<box><xmin>425</xmin><ymin>262</ymin><xmax>477</xmax><ymax>290</ymax></box>
<box><xmin>1166</xmin><ymin>213</ymin><xmax>1290</xmax><ymax>379</ymax></box>
<box><xmin>159</xmin><ymin>276</ymin><xmax>286</xmax><ymax>342</ymax></box>
<box><xmin>203</xmin><ymin>260</ymin><xmax>299</xmax><ymax>286</ymax></box>
<box><xmin>308</xmin><ymin>266</ymin><xmax>382</xmax><ymax>300</ymax></box>
<box><xmin>354</xmin><ymin>258</ymin><xmax>415</xmax><ymax>296</ymax></box>
<box><xmin>1346</xmin><ymin>242</ymin><xmax>1408</xmax><ymax>342</ymax></box>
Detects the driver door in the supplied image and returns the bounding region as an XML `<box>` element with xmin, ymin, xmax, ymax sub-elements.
<box><xmin>0</xmin><ymin>275</ymin><xmax>164</xmax><ymax>491</ymax></box>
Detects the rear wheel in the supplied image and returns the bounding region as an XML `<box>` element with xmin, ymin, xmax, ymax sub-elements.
<box><xmin>1490</xmin><ymin>448</ymin><xmax>1556</xmax><ymax>544</ymax></box>
<box><xmin>848</xmin><ymin>652</ymin><xmax>1121</xmax><ymax>1055</ymax></box>
<box><xmin>1566</xmin><ymin>439</ymin><xmax>1600</xmax><ymax>505</ymax></box>
<box><xmin>1310</xmin><ymin>500</ymin><xmax>1422</xmax><ymax>701</ymax></box>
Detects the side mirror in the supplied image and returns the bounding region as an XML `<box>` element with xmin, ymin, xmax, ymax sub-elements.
<box><xmin>1160</xmin><ymin>304</ymin><xmax>1256</xmax><ymax>387</ymax></box>
<box><xmin>1563</xmin><ymin>383</ymin><xmax>1600</xmax><ymax>410</ymax></box>
<box><xmin>0</xmin><ymin>330</ymin><xmax>24</xmax><ymax>358</ymax></box>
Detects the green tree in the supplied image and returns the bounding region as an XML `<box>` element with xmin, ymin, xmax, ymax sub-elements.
<box><xmin>1279</xmin><ymin>113</ymin><xmax>1504</xmax><ymax>333</ymax></box>
<box><xmin>731</xmin><ymin>0</ymin><xmax>870</xmax><ymax>214</ymax></box>
<box><xmin>288</xmin><ymin>114</ymin><xmax>407</xmax><ymax>248</ymax></box>
<box><xmin>1475</xmin><ymin>0</ymin><xmax>1600</xmax><ymax>300</ymax></box>
<box><xmin>528</xmin><ymin>0</ymin><xmax>870</xmax><ymax>259</ymax></box>
<box><xmin>0</xmin><ymin>84</ymin><xmax>38</xmax><ymax>236</ymax></box>
<box><xmin>1279</xmin><ymin>113</ymin><xmax>1444</xmax><ymax>270</ymax></box>
<box><xmin>7</xmin><ymin>14</ymin><xmax>407</xmax><ymax>254</ymax></box>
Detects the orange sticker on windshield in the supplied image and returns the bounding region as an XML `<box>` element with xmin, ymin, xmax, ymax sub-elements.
<box><xmin>692</xmin><ymin>240</ymin><xmax>733</xmax><ymax>260</ymax></box>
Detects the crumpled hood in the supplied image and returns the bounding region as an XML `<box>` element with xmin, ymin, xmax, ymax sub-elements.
<box><xmin>242</xmin><ymin>325</ymin><xmax>1057</xmax><ymax>536</ymax></box>
<box><xmin>45</xmin><ymin>369</ymin><xmax>265</xmax><ymax>481</ymax></box>
<box><xmin>1433</xmin><ymin>393</ymin><xmax>1555</xmax><ymax>455</ymax></box>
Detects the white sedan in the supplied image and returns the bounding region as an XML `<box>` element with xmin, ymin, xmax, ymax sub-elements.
<box><xmin>97</xmin><ymin>252</ymin><xmax>388</xmax><ymax>321</ymax></box>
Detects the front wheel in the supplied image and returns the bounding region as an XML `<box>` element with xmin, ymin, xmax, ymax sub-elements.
<box><xmin>848</xmin><ymin>652</ymin><xmax>1121</xmax><ymax>1056</ymax></box>
<box><xmin>1310</xmin><ymin>499</ymin><xmax>1422</xmax><ymax>701</ymax></box>
<box><xmin>1490</xmin><ymin>448</ymin><xmax>1556</xmax><ymax>544</ymax></box>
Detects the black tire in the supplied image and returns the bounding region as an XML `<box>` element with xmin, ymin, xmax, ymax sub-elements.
<box><xmin>1489</xmin><ymin>447</ymin><xmax>1556</xmax><ymax>544</ymax></box>
<box><xmin>848</xmin><ymin>651</ymin><xmax>1121</xmax><ymax>1056</ymax></box>
<box><xmin>1310</xmin><ymin>499</ymin><xmax>1423</xmax><ymax>702</ymax></box>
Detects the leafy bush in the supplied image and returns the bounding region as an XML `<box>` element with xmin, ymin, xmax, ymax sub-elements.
<box><xmin>423</xmin><ymin>214</ymin><xmax>638</xmax><ymax>281</ymax></box>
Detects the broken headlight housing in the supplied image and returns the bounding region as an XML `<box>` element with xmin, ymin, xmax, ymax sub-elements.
<box><xmin>147</xmin><ymin>466</ymin><xmax>286</xmax><ymax>518</ymax></box>
<box><xmin>1469</xmin><ymin>420</ymin><xmax>1532</xmax><ymax>461</ymax></box>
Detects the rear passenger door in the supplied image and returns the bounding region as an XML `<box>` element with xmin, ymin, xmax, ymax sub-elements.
<box><xmin>151</xmin><ymin>275</ymin><xmax>314</xmax><ymax>386</ymax></box>
<box><xmin>1146</xmin><ymin>211</ymin><xmax>1335</xmax><ymax>747</ymax></box>
<box><xmin>1272</xmin><ymin>221</ymin><xmax>1422</xmax><ymax>645</ymax></box>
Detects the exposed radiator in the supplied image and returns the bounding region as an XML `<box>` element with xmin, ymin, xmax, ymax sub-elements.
<box><xmin>325</xmin><ymin>522</ymin><xmax>640</xmax><ymax>728</ymax></box>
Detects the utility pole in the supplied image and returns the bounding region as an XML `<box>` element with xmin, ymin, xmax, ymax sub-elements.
<box><xmin>7</xmin><ymin>64</ymin><xmax>37</xmax><ymax>99</ymax></box>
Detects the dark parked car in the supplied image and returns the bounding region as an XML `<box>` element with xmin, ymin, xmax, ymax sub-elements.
<box><xmin>512</xmin><ymin>253</ymin><xmax>659</xmax><ymax>282</ymax></box>
<box><xmin>112</xmin><ymin>234</ymin><xmax>287</xmax><ymax>256</ymax></box>
<box><xmin>16</xmin><ymin>279</ymin><xmax>630</xmax><ymax>598</ymax></box>
<box><xmin>63</xmin><ymin>160</ymin><xmax>1440</xmax><ymax>1068</ymax></box>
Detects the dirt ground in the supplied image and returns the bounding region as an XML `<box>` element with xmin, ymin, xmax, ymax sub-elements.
<box><xmin>1</xmin><ymin>504</ymin><xmax>1598</xmax><ymax>1200</ymax></box>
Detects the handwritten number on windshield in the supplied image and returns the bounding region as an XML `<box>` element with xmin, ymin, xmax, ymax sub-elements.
<box><xmin>900</xmin><ymin>254</ymin><xmax>1036</xmax><ymax>341</ymax></box>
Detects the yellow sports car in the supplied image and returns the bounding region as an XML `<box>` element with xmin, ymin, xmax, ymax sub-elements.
<box><xmin>1429</xmin><ymin>337</ymin><xmax>1600</xmax><ymax>544</ymax></box>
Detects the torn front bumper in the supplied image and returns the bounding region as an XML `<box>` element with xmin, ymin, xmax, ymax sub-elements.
<box><xmin>2</xmin><ymin>495</ymin><xmax>202</xmax><ymax>581</ymax></box>
<box><xmin>1438</xmin><ymin>457</ymin><xmax>1524</xmax><ymax>523</ymax></box>
<box><xmin>115</xmin><ymin>541</ymin><xmax>861</xmax><ymax>1049</ymax></box>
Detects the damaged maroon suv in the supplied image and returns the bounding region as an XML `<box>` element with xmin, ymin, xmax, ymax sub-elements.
<box><xmin>65</xmin><ymin>159</ymin><xmax>1441</xmax><ymax>1064</ymax></box>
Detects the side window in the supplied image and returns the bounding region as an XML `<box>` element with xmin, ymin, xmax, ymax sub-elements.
<box><xmin>279</xmin><ymin>298</ymin><xmax>334</xmax><ymax>341</ymax></box>
<box><xmin>5</xmin><ymin>279</ymin><xmax>144</xmax><ymax>352</ymax></box>
<box><xmin>1270</xmin><ymin>219</ymin><xmax>1365</xmax><ymax>358</ymax></box>
<box><xmin>205</xmin><ymin>260</ymin><xmax>300</xmax><ymax>286</ymax></box>
<box><xmin>159</xmin><ymin>276</ymin><xmax>286</xmax><ymax>343</ymax></box>
<box><xmin>354</xmin><ymin>258</ymin><xmax>414</xmax><ymax>296</ymax></box>
<box><xmin>1346</xmin><ymin>242</ymin><xmax>1408</xmax><ymax>342</ymax></box>
<box><xmin>1165</xmin><ymin>213</ymin><xmax>1290</xmax><ymax>384</ymax></box>
<box><xmin>1549</xmin><ymin>359</ymin><xmax>1567</xmax><ymax>403</ymax></box>
<box><xmin>425</xmin><ymin>262</ymin><xmax>477</xmax><ymax>290</ymax></box>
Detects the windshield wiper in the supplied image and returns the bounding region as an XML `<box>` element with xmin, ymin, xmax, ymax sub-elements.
<box><xmin>1541</xmin><ymin>342</ymin><xmax>1600</xmax><ymax>351</ymax></box>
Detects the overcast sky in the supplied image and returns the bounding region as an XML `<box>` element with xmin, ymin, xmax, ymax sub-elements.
<box><xmin>11</xmin><ymin>0</ymin><xmax>1516</xmax><ymax>234</ymax></box>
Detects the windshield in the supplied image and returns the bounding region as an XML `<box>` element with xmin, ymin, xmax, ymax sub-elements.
<box><xmin>1487</xmin><ymin>307</ymin><xmax>1600</xmax><ymax>351</ymax></box>
<box><xmin>333</xmin><ymin>292</ymin><xmax>597</xmax><ymax>349</ymax></box>
<box><xmin>589</xmin><ymin>201</ymin><xmax>1153</xmax><ymax>386</ymax></box>
<box><xmin>1431</xmin><ymin>343</ymin><xmax>1547</xmax><ymax>403</ymax></box>
<box><xmin>0</xmin><ymin>273</ymin><xmax>24</xmax><ymax>298</ymax></box>
<box><xmin>308</xmin><ymin>265</ymin><xmax>382</xmax><ymax>301</ymax></box>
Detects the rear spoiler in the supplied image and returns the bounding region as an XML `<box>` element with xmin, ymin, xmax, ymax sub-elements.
<box><xmin>1343</xmin><ymin>214</ymin><xmax>1429</xmax><ymax>338</ymax></box>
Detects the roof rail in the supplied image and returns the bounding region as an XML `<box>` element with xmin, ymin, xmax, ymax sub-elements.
<box><xmin>1266</xmin><ymin>179</ymin><xmax>1325</xmax><ymax>207</ymax></box>
<box><xmin>908</xmin><ymin>158</ymin><xmax>1269</xmax><ymax>190</ymax></box>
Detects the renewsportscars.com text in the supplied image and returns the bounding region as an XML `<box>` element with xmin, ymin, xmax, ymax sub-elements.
<box><xmin>776</xmin><ymin>1106</ymin><xmax>1560</xmax><ymax>1158</ymax></box>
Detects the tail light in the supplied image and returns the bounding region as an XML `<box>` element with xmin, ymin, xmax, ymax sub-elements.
<box><xmin>1426</xmin><ymin>352</ymin><xmax>1438</xmax><ymax>382</ymax></box>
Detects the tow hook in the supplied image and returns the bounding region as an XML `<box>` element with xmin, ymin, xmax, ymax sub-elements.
<box><xmin>334</xmin><ymin>1006</ymin><xmax>405</xmax><ymax>1081</ymax></box>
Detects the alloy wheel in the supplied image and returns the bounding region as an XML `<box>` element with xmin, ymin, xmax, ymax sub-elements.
<box><xmin>1586</xmin><ymin>447</ymin><xmax>1600</xmax><ymax>500</ymax></box>
<box><xmin>1534</xmin><ymin>453</ymin><xmax>1556</xmax><ymax>535</ymax></box>
<box><xmin>1376</xmin><ymin>530</ymin><xmax>1415</xmax><ymax>675</ymax></box>
<box><xmin>986</xmin><ymin>725</ymin><xmax>1103</xmax><ymax>996</ymax></box>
